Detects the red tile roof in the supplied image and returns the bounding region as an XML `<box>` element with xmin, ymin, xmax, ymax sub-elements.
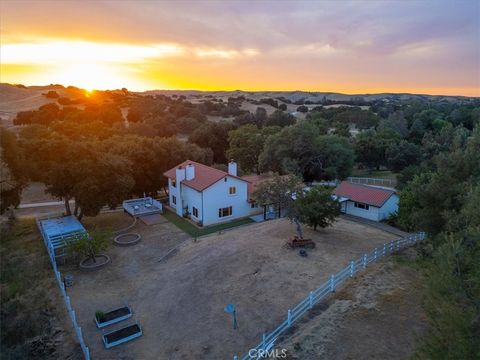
<box><xmin>163</xmin><ymin>160</ymin><xmax>248</xmax><ymax>192</ymax></box>
<box><xmin>334</xmin><ymin>181</ymin><xmax>395</xmax><ymax>207</ymax></box>
<box><xmin>242</xmin><ymin>174</ymin><xmax>274</xmax><ymax>199</ymax></box>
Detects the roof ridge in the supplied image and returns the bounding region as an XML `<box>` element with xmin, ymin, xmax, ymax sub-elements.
<box><xmin>344</xmin><ymin>181</ymin><xmax>394</xmax><ymax>193</ymax></box>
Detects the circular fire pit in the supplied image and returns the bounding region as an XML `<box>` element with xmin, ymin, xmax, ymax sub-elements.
<box><xmin>114</xmin><ymin>233</ymin><xmax>141</xmax><ymax>247</ymax></box>
<box><xmin>79</xmin><ymin>254</ymin><xmax>110</xmax><ymax>271</ymax></box>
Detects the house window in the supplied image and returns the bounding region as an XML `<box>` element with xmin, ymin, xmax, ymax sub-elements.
<box><xmin>251</xmin><ymin>202</ymin><xmax>258</xmax><ymax>208</ymax></box>
<box><xmin>354</xmin><ymin>202</ymin><xmax>369</xmax><ymax>210</ymax></box>
<box><xmin>192</xmin><ymin>207</ymin><xmax>198</xmax><ymax>218</ymax></box>
<box><xmin>172</xmin><ymin>179</ymin><xmax>176</xmax><ymax>187</ymax></box>
<box><xmin>218</xmin><ymin>206</ymin><xmax>232</xmax><ymax>218</ymax></box>
<box><xmin>172</xmin><ymin>195</ymin><xmax>176</xmax><ymax>205</ymax></box>
<box><xmin>229</xmin><ymin>186</ymin><xmax>236</xmax><ymax>195</ymax></box>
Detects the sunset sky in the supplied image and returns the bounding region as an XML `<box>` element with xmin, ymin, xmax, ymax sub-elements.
<box><xmin>1</xmin><ymin>0</ymin><xmax>479</xmax><ymax>96</ymax></box>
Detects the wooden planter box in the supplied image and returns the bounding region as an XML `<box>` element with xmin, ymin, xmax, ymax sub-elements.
<box><xmin>102</xmin><ymin>324</ymin><xmax>143</xmax><ymax>349</ymax></box>
<box><xmin>95</xmin><ymin>306</ymin><xmax>132</xmax><ymax>328</ymax></box>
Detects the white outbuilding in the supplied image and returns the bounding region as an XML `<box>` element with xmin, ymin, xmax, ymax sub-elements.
<box><xmin>334</xmin><ymin>181</ymin><xmax>398</xmax><ymax>222</ymax></box>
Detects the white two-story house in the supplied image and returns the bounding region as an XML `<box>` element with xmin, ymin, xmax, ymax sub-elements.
<box><xmin>163</xmin><ymin>160</ymin><xmax>264</xmax><ymax>226</ymax></box>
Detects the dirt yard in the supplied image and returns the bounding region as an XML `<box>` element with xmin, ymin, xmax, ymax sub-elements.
<box><xmin>278</xmin><ymin>250</ymin><xmax>426</xmax><ymax>359</ymax></box>
<box><xmin>63</xmin><ymin>212</ymin><xmax>399</xmax><ymax>359</ymax></box>
<box><xmin>21</xmin><ymin>182</ymin><xmax>56</xmax><ymax>204</ymax></box>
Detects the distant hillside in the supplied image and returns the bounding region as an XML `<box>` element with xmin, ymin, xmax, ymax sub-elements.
<box><xmin>0</xmin><ymin>84</ymin><xmax>84</xmax><ymax>128</ymax></box>
<box><xmin>143</xmin><ymin>89</ymin><xmax>476</xmax><ymax>103</ymax></box>
<box><xmin>0</xmin><ymin>84</ymin><xmax>66</xmax><ymax>127</ymax></box>
<box><xmin>1</xmin><ymin>82</ymin><xmax>477</xmax><ymax>129</ymax></box>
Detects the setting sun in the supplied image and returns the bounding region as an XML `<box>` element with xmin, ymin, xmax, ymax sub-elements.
<box><xmin>53</xmin><ymin>63</ymin><xmax>127</xmax><ymax>91</ymax></box>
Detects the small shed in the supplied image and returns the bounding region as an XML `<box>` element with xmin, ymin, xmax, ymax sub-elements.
<box><xmin>38</xmin><ymin>216</ymin><xmax>88</xmax><ymax>260</ymax></box>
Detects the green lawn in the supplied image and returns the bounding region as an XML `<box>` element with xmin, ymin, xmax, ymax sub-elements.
<box><xmin>162</xmin><ymin>209</ymin><xmax>254</xmax><ymax>237</ymax></box>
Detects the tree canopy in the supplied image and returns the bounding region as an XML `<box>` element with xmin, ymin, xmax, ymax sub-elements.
<box><xmin>259</xmin><ymin>122</ymin><xmax>354</xmax><ymax>181</ymax></box>
<box><xmin>226</xmin><ymin>124</ymin><xmax>280</xmax><ymax>174</ymax></box>
<box><xmin>0</xmin><ymin>128</ymin><xmax>26</xmax><ymax>214</ymax></box>
<box><xmin>295</xmin><ymin>187</ymin><xmax>340</xmax><ymax>230</ymax></box>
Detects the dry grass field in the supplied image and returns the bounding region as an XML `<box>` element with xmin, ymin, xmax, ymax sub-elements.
<box><xmin>62</xmin><ymin>212</ymin><xmax>398</xmax><ymax>359</ymax></box>
<box><xmin>0</xmin><ymin>219</ymin><xmax>82</xmax><ymax>359</ymax></box>
<box><xmin>279</xmin><ymin>251</ymin><xmax>426</xmax><ymax>359</ymax></box>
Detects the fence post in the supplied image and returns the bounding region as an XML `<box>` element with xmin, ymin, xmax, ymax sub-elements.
<box><xmin>287</xmin><ymin>309</ymin><xmax>292</xmax><ymax>326</ymax></box>
<box><xmin>330</xmin><ymin>274</ymin><xmax>335</xmax><ymax>292</ymax></box>
<box><xmin>70</xmin><ymin>309</ymin><xmax>76</xmax><ymax>325</ymax></box>
<box><xmin>349</xmin><ymin>260</ymin><xmax>354</xmax><ymax>277</ymax></box>
<box><xmin>309</xmin><ymin>291</ymin><xmax>314</xmax><ymax>309</ymax></box>
<box><xmin>374</xmin><ymin>248</ymin><xmax>377</xmax><ymax>261</ymax></box>
<box><xmin>363</xmin><ymin>254</ymin><xmax>367</xmax><ymax>268</ymax></box>
<box><xmin>262</xmin><ymin>332</ymin><xmax>266</xmax><ymax>348</ymax></box>
<box><xmin>234</xmin><ymin>356</ymin><xmax>238</xmax><ymax>360</ymax></box>
<box><xmin>383</xmin><ymin>243</ymin><xmax>386</xmax><ymax>256</ymax></box>
<box><xmin>396</xmin><ymin>239</ymin><xmax>400</xmax><ymax>251</ymax></box>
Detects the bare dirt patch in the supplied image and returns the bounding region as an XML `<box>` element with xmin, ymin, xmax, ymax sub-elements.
<box><xmin>279</xmin><ymin>252</ymin><xmax>426</xmax><ymax>360</ymax></box>
<box><xmin>63</xmin><ymin>214</ymin><xmax>397</xmax><ymax>359</ymax></box>
<box><xmin>21</xmin><ymin>182</ymin><xmax>56</xmax><ymax>204</ymax></box>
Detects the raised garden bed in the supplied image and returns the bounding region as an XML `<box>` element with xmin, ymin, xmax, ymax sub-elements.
<box><xmin>95</xmin><ymin>306</ymin><xmax>132</xmax><ymax>328</ymax></box>
<box><xmin>113</xmin><ymin>233</ymin><xmax>141</xmax><ymax>247</ymax></box>
<box><xmin>79</xmin><ymin>254</ymin><xmax>110</xmax><ymax>271</ymax></box>
<box><xmin>103</xmin><ymin>323</ymin><xmax>143</xmax><ymax>349</ymax></box>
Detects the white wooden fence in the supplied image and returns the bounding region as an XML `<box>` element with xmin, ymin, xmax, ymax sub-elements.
<box><xmin>37</xmin><ymin>219</ymin><xmax>91</xmax><ymax>360</ymax></box>
<box><xmin>347</xmin><ymin>176</ymin><xmax>396</xmax><ymax>188</ymax></box>
<box><xmin>234</xmin><ymin>232</ymin><xmax>426</xmax><ymax>359</ymax></box>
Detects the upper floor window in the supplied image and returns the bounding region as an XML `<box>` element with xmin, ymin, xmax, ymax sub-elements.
<box><xmin>229</xmin><ymin>186</ymin><xmax>236</xmax><ymax>195</ymax></box>
<box><xmin>172</xmin><ymin>179</ymin><xmax>176</xmax><ymax>187</ymax></box>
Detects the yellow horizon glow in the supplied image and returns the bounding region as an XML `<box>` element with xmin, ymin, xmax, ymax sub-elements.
<box><xmin>1</xmin><ymin>39</ymin><xmax>478</xmax><ymax>97</ymax></box>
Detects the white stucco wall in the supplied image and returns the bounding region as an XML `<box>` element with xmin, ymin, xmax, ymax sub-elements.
<box><xmin>181</xmin><ymin>185</ymin><xmax>203</xmax><ymax>223</ymax></box>
<box><xmin>343</xmin><ymin>194</ymin><xmax>398</xmax><ymax>222</ymax></box>
<box><xmin>168</xmin><ymin>178</ymin><xmax>179</xmax><ymax>211</ymax></box>
<box><xmin>378</xmin><ymin>194</ymin><xmax>399</xmax><ymax>221</ymax></box>
<box><xmin>202</xmin><ymin>176</ymin><xmax>251</xmax><ymax>226</ymax></box>
<box><xmin>345</xmin><ymin>200</ymin><xmax>380</xmax><ymax>221</ymax></box>
<box><xmin>168</xmin><ymin>174</ymin><xmax>259</xmax><ymax>226</ymax></box>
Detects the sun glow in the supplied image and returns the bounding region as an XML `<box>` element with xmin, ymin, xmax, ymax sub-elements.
<box><xmin>52</xmin><ymin>63</ymin><xmax>126</xmax><ymax>91</ymax></box>
<box><xmin>1</xmin><ymin>41</ymin><xmax>184</xmax><ymax>64</ymax></box>
<box><xmin>0</xmin><ymin>40</ymin><xmax>186</xmax><ymax>90</ymax></box>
